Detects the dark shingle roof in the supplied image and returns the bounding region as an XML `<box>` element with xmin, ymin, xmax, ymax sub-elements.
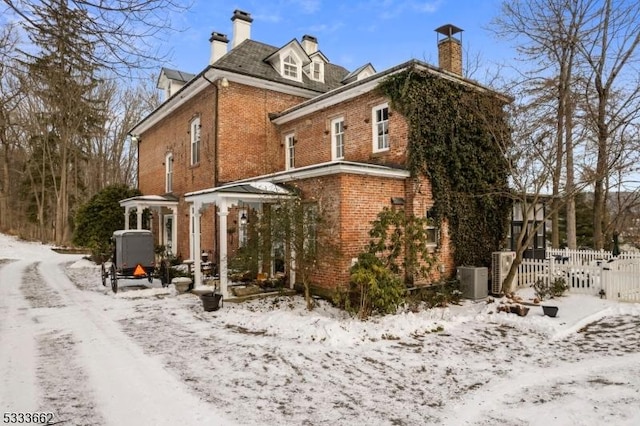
<box><xmin>341</xmin><ymin>63</ymin><xmax>375</xmax><ymax>84</ymax></box>
<box><xmin>161</xmin><ymin>67</ymin><xmax>196</xmax><ymax>84</ymax></box>
<box><xmin>212</xmin><ymin>39</ymin><xmax>350</xmax><ymax>93</ymax></box>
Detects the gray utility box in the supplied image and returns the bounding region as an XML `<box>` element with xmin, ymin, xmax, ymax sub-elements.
<box><xmin>457</xmin><ymin>266</ymin><xmax>488</xmax><ymax>300</ymax></box>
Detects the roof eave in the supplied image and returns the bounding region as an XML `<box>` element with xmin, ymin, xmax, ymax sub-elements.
<box><xmin>271</xmin><ymin>60</ymin><xmax>512</xmax><ymax>125</ymax></box>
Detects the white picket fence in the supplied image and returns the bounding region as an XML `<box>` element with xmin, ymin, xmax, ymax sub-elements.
<box><xmin>546</xmin><ymin>248</ymin><xmax>640</xmax><ymax>265</ymax></box>
<box><xmin>516</xmin><ymin>249</ymin><xmax>640</xmax><ymax>303</ymax></box>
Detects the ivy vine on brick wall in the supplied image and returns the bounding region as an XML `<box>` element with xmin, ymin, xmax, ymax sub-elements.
<box><xmin>377</xmin><ymin>66</ymin><xmax>512</xmax><ymax>267</ymax></box>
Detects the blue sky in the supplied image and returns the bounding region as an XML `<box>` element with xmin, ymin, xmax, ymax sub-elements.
<box><xmin>165</xmin><ymin>0</ymin><xmax>516</xmax><ymax>81</ymax></box>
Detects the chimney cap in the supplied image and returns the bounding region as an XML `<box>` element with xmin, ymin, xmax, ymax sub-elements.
<box><xmin>302</xmin><ymin>34</ymin><xmax>317</xmax><ymax>43</ymax></box>
<box><xmin>231</xmin><ymin>9</ymin><xmax>253</xmax><ymax>23</ymax></box>
<box><xmin>209</xmin><ymin>32</ymin><xmax>229</xmax><ymax>43</ymax></box>
<box><xmin>435</xmin><ymin>24</ymin><xmax>463</xmax><ymax>38</ymax></box>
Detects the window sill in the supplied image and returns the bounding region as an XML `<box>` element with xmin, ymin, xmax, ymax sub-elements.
<box><xmin>371</xmin><ymin>149</ymin><xmax>390</xmax><ymax>156</ymax></box>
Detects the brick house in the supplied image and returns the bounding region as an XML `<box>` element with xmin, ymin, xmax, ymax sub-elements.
<box><xmin>123</xmin><ymin>10</ymin><xmax>505</xmax><ymax>298</ymax></box>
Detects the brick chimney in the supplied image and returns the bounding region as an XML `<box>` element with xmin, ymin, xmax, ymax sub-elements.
<box><xmin>209</xmin><ymin>32</ymin><xmax>228</xmax><ymax>64</ymax></box>
<box><xmin>231</xmin><ymin>9</ymin><xmax>252</xmax><ymax>49</ymax></box>
<box><xmin>301</xmin><ymin>34</ymin><xmax>318</xmax><ymax>55</ymax></box>
<box><xmin>435</xmin><ymin>24</ymin><xmax>463</xmax><ymax>76</ymax></box>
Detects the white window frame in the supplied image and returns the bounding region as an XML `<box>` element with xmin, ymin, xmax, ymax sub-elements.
<box><xmin>426</xmin><ymin>208</ymin><xmax>439</xmax><ymax>246</ymax></box>
<box><xmin>282</xmin><ymin>53</ymin><xmax>301</xmax><ymax>81</ymax></box>
<box><xmin>165</xmin><ymin>152</ymin><xmax>173</xmax><ymax>193</ymax></box>
<box><xmin>331</xmin><ymin>117</ymin><xmax>344</xmax><ymax>160</ymax></box>
<box><xmin>372</xmin><ymin>103</ymin><xmax>389</xmax><ymax>152</ymax></box>
<box><xmin>190</xmin><ymin>117</ymin><xmax>201</xmax><ymax>165</ymax></box>
<box><xmin>285</xmin><ymin>133</ymin><xmax>295</xmax><ymax>170</ymax></box>
<box><xmin>309</xmin><ymin>60</ymin><xmax>324</xmax><ymax>82</ymax></box>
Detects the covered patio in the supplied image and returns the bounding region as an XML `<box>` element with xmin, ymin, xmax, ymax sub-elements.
<box><xmin>185</xmin><ymin>181</ymin><xmax>294</xmax><ymax>298</ymax></box>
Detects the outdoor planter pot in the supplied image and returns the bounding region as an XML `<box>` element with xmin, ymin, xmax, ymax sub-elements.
<box><xmin>542</xmin><ymin>305</ymin><xmax>559</xmax><ymax>317</ymax></box>
<box><xmin>201</xmin><ymin>292</ymin><xmax>223</xmax><ymax>312</ymax></box>
<box><xmin>172</xmin><ymin>277</ymin><xmax>192</xmax><ymax>294</ymax></box>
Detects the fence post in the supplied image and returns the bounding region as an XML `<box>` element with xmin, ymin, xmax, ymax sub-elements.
<box><xmin>548</xmin><ymin>257</ymin><xmax>554</xmax><ymax>287</ymax></box>
<box><xmin>600</xmin><ymin>261</ymin><xmax>607</xmax><ymax>299</ymax></box>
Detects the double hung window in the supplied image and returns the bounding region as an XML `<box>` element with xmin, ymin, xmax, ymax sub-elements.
<box><xmin>285</xmin><ymin>133</ymin><xmax>295</xmax><ymax>170</ymax></box>
<box><xmin>331</xmin><ymin>117</ymin><xmax>344</xmax><ymax>160</ymax></box>
<box><xmin>372</xmin><ymin>104</ymin><xmax>389</xmax><ymax>152</ymax></box>
<box><xmin>165</xmin><ymin>153</ymin><xmax>173</xmax><ymax>192</ymax></box>
<box><xmin>190</xmin><ymin>117</ymin><xmax>201</xmax><ymax>165</ymax></box>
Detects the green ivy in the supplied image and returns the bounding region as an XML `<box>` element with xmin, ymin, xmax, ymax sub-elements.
<box><xmin>367</xmin><ymin>206</ymin><xmax>435</xmax><ymax>284</ymax></box>
<box><xmin>378</xmin><ymin>66</ymin><xmax>511</xmax><ymax>267</ymax></box>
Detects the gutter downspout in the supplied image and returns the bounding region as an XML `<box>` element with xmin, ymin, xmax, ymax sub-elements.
<box><xmin>203</xmin><ymin>73</ymin><xmax>220</xmax><ymax>276</ymax></box>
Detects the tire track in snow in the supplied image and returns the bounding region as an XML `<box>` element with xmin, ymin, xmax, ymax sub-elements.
<box><xmin>20</xmin><ymin>262</ymin><xmax>66</xmax><ymax>308</ymax></box>
<box><xmin>0</xmin><ymin>260</ymin><xmax>39</xmax><ymax>412</ymax></box>
<box><xmin>36</xmin><ymin>259</ymin><xmax>235</xmax><ymax>426</ymax></box>
<box><xmin>36</xmin><ymin>330</ymin><xmax>104</xmax><ymax>425</ymax></box>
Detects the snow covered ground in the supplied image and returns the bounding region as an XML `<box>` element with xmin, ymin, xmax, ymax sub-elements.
<box><xmin>1</xmin><ymin>232</ymin><xmax>640</xmax><ymax>426</ymax></box>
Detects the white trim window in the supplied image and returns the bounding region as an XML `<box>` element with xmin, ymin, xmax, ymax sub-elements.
<box><xmin>372</xmin><ymin>103</ymin><xmax>389</xmax><ymax>152</ymax></box>
<box><xmin>283</xmin><ymin>54</ymin><xmax>300</xmax><ymax>80</ymax></box>
<box><xmin>165</xmin><ymin>152</ymin><xmax>173</xmax><ymax>193</ymax></box>
<box><xmin>190</xmin><ymin>117</ymin><xmax>201</xmax><ymax>165</ymax></box>
<box><xmin>426</xmin><ymin>207</ymin><xmax>439</xmax><ymax>246</ymax></box>
<box><xmin>309</xmin><ymin>61</ymin><xmax>323</xmax><ymax>82</ymax></box>
<box><xmin>285</xmin><ymin>133</ymin><xmax>295</xmax><ymax>170</ymax></box>
<box><xmin>331</xmin><ymin>117</ymin><xmax>344</xmax><ymax>160</ymax></box>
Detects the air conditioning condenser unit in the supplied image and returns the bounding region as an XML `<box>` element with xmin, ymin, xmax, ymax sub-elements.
<box><xmin>492</xmin><ymin>251</ymin><xmax>516</xmax><ymax>294</ymax></box>
<box><xmin>457</xmin><ymin>266</ymin><xmax>488</xmax><ymax>300</ymax></box>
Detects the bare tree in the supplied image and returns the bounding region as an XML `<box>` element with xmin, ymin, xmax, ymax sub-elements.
<box><xmin>0</xmin><ymin>23</ymin><xmax>22</xmax><ymax>231</ymax></box>
<box><xmin>2</xmin><ymin>0</ymin><xmax>188</xmax><ymax>77</ymax></box>
<box><xmin>497</xmin><ymin>99</ymin><xmax>589</xmax><ymax>292</ymax></box>
<box><xmin>575</xmin><ymin>0</ymin><xmax>640</xmax><ymax>249</ymax></box>
<box><xmin>88</xmin><ymin>78</ymin><xmax>160</xmax><ymax>193</ymax></box>
<box><xmin>493</xmin><ymin>0</ymin><xmax>590</xmax><ymax>249</ymax></box>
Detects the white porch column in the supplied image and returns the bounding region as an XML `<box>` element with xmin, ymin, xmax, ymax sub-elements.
<box><xmin>193</xmin><ymin>202</ymin><xmax>203</xmax><ymax>287</ymax></box>
<box><xmin>290</xmin><ymin>247</ymin><xmax>296</xmax><ymax>289</ymax></box>
<box><xmin>217</xmin><ymin>200</ymin><xmax>229</xmax><ymax>298</ymax></box>
<box><xmin>171</xmin><ymin>206</ymin><xmax>178</xmax><ymax>256</ymax></box>
<box><xmin>124</xmin><ymin>206</ymin><xmax>130</xmax><ymax>230</ymax></box>
<box><xmin>136</xmin><ymin>205</ymin><xmax>143</xmax><ymax>229</ymax></box>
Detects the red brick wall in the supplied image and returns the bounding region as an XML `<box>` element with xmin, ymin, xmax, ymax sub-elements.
<box><xmin>217</xmin><ymin>82</ymin><xmax>307</xmax><ymax>183</ymax></box>
<box><xmin>137</xmin><ymin>77</ymin><xmax>455</xmax><ymax>290</ymax></box>
<box><xmin>138</xmin><ymin>85</ymin><xmax>219</xmax><ymax>258</ymax></box>
<box><xmin>138</xmin><ymin>81</ymin><xmax>306</xmax><ymax>259</ymax></box>
<box><xmin>277</xmin><ymin>91</ymin><xmax>409</xmax><ymax>168</ymax></box>
<box><xmin>290</xmin><ymin>173</ymin><xmax>454</xmax><ymax>291</ymax></box>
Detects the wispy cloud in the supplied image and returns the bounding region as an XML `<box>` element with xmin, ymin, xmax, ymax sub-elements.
<box><xmin>289</xmin><ymin>0</ymin><xmax>321</xmax><ymax>14</ymax></box>
<box><xmin>252</xmin><ymin>12</ymin><xmax>283</xmax><ymax>23</ymax></box>
<box><xmin>373</xmin><ymin>0</ymin><xmax>442</xmax><ymax>20</ymax></box>
<box><xmin>306</xmin><ymin>21</ymin><xmax>344</xmax><ymax>34</ymax></box>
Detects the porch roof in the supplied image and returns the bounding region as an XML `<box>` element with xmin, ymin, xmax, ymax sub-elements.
<box><xmin>184</xmin><ymin>181</ymin><xmax>293</xmax><ymax>205</ymax></box>
<box><xmin>119</xmin><ymin>194</ymin><xmax>179</xmax><ymax>209</ymax></box>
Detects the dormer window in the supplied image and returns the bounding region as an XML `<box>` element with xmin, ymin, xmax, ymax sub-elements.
<box><xmin>307</xmin><ymin>60</ymin><xmax>324</xmax><ymax>82</ymax></box>
<box><xmin>283</xmin><ymin>54</ymin><xmax>299</xmax><ymax>80</ymax></box>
